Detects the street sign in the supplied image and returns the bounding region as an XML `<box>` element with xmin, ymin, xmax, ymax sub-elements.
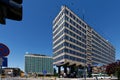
<box><xmin>0</xmin><ymin>43</ymin><xmax>10</xmax><ymax>57</ymax></box>
<box><xmin>43</xmin><ymin>70</ymin><xmax>47</xmax><ymax>76</ymax></box>
<box><xmin>0</xmin><ymin>58</ymin><xmax>2</xmax><ymax>65</ymax></box>
<box><xmin>2</xmin><ymin>57</ymin><xmax>8</xmax><ymax>67</ymax></box>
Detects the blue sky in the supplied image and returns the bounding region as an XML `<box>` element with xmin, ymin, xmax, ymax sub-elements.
<box><xmin>0</xmin><ymin>0</ymin><xmax>120</xmax><ymax>71</ymax></box>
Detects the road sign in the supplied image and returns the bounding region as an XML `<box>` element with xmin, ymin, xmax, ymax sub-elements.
<box><xmin>43</xmin><ymin>70</ymin><xmax>47</xmax><ymax>76</ymax></box>
<box><xmin>0</xmin><ymin>43</ymin><xmax>10</xmax><ymax>57</ymax></box>
<box><xmin>0</xmin><ymin>58</ymin><xmax>2</xmax><ymax>65</ymax></box>
<box><xmin>2</xmin><ymin>57</ymin><xmax>8</xmax><ymax>67</ymax></box>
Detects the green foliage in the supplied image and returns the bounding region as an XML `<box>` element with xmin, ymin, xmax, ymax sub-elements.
<box><xmin>106</xmin><ymin>60</ymin><xmax>120</xmax><ymax>79</ymax></box>
<box><xmin>53</xmin><ymin>68</ymin><xmax>58</xmax><ymax>77</ymax></box>
<box><xmin>115</xmin><ymin>67</ymin><xmax>120</xmax><ymax>80</ymax></box>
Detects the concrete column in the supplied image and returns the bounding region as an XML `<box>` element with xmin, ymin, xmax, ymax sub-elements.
<box><xmin>69</xmin><ymin>64</ymin><xmax>76</xmax><ymax>78</ymax></box>
<box><xmin>70</xmin><ymin>65</ymin><xmax>75</xmax><ymax>73</ymax></box>
<box><xmin>58</xmin><ymin>66</ymin><xmax>61</xmax><ymax>78</ymax></box>
<box><xmin>64</xmin><ymin>65</ymin><xmax>67</xmax><ymax>74</ymax></box>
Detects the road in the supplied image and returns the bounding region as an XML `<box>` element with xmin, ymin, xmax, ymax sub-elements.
<box><xmin>1</xmin><ymin>77</ymin><xmax>55</xmax><ymax>80</ymax></box>
<box><xmin>0</xmin><ymin>77</ymin><xmax>117</xmax><ymax>80</ymax></box>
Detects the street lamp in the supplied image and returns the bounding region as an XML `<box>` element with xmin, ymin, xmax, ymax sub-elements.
<box><xmin>84</xmin><ymin>66</ymin><xmax>87</xmax><ymax>80</ymax></box>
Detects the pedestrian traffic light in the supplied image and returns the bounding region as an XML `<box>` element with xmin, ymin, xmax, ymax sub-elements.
<box><xmin>0</xmin><ymin>0</ymin><xmax>22</xmax><ymax>24</ymax></box>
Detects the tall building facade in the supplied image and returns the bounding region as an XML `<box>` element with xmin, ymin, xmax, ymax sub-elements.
<box><xmin>53</xmin><ymin>6</ymin><xmax>115</xmax><ymax>74</ymax></box>
<box><xmin>25</xmin><ymin>54</ymin><xmax>53</xmax><ymax>75</ymax></box>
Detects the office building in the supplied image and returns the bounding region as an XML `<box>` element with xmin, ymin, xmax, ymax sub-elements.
<box><xmin>25</xmin><ymin>53</ymin><xmax>53</xmax><ymax>75</ymax></box>
<box><xmin>53</xmin><ymin>6</ymin><xmax>115</xmax><ymax>75</ymax></box>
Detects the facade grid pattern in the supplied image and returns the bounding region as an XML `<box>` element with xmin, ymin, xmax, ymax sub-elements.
<box><xmin>53</xmin><ymin>6</ymin><xmax>115</xmax><ymax>66</ymax></box>
<box><xmin>25</xmin><ymin>54</ymin><xmax>53</xmax><ymax>75</ymax></box>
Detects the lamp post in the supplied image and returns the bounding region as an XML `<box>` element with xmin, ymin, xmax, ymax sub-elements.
<box><xmin>84</xmin><ymin>67</ymin><xmax>87</xmax><ymax>80</ymax></box>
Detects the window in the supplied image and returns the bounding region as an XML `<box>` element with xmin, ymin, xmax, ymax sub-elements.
<box><xmin>65</xmin><ymin>16</ymin><xmax>69</xmax><ymax>21</ymax></box>
<box><xmin>64</xmin><ymin>9</ymin><xmax>69</xmax><ymax>14</ymax></box>
<box><xmin>70</xmin><ymin>13</ymin><xmax>72</xmax><ymax>17</ymax></box>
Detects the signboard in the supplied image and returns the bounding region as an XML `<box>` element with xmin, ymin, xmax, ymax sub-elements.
<box><xmin>0</xmin><ymin>58</ymin><xmax>2</xmax><ymax>65</ymax></box>
<box><xmin>43</xmin><ymin>70</ymin><xmax>47</xmax><ymax>76</ymax></box>
<box><xmin>2</xmin><ymin>57</ymin><xmax>8</xmax><ymax>67</ymax></box>
<box><xmin>0</xmin><ymin>43</ymin><xmax>10</xmax><ymax>57</ymax></box>
<box><xmin>0</xmin><ymin>57</ymin><xmax>8</xmax><ymax>67</ymax></box>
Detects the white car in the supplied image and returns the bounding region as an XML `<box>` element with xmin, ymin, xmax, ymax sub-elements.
<box><xmin>92</xmin><ymin>74</ymin><xmax>111</xmax><ymax>79</ymax></box>
<box><xmin>94</xmin><ymin>76</ymin><xmax>111</xmax><ymax>79</ymax></box>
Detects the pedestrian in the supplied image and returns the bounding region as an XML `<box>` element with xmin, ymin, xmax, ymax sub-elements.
<box><xmin>95</xmin><ymin>76</ymin><xmax>98</xmax><ymax>80</ymax></box>
<box><xmin>63</xmin><ymin>73</ymin><xmax>66</xmax><ymax>78</ymax></box>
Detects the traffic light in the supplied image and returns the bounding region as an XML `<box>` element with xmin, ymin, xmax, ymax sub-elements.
<box><xmin>0</xmin><ymin>0</ymin><xmax>22</xmax><ymax>24</ymax></box>
<box><xmin>0</xmin><ymin>2</ymin><xmax>6</xmax><ymax>24</ymax></box>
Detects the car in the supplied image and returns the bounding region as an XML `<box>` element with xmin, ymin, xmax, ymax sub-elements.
<box><xmin>92</xmin><ymin>73</ymin><xmax>111</xmax><ymax>79</ymax></box>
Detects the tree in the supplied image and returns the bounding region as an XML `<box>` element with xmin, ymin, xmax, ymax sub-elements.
<box><xmin>115</xmin><ymin>67</ymin><xmax>120</xmax><ymax>80</ymax></box>
<box><xmin>54</xmin><ymin>68</ymin><xmax>58</xmax><ymax>76</ymax></box>
<box><xmin>106</xmin><ymin>60</ymin><xmax>120</xmax><ymax>80</ymax></box>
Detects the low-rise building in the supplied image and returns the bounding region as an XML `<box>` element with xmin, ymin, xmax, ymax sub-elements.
<box><xmin>3</xmin><ymin>68</ymin><xmax>21</xmax><ymax>77</ymax></box>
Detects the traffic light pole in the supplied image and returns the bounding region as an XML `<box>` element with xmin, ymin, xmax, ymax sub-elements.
<box><xmin>0</xmin><ymin>0</ymin><xmax>22</xmax><ymax>24</ymax></box>
<box><xmin>0</xmin><ymin>65</ymin><xmax>2</xmax><ymax>80</ymax></box>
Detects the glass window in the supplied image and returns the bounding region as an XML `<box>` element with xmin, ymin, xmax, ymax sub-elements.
<box><xmin>64</xmin><ymin>9</ymin><xmax>69</xmax><ymax>14</ymax></box>
<box><xmin>70</xmin><ymin>13</ymin><xmax>72</xmax><ymax>17</ymax></box>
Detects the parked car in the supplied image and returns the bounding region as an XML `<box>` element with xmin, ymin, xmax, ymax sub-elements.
<box><xmin>92</xmin><ymin>73</ymin><xmax>111</xmax><ymax>79</ymax></box>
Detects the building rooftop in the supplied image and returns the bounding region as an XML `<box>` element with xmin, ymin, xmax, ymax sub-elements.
<box><xmin>25</xmin><ymin>53</ymin><xmax>53</xmax><ymax>58</ymax></box>
<box><xmin>25</xmin><ymin>53</ymin><xmax>46</xmax><ymax>56</ymax></box>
